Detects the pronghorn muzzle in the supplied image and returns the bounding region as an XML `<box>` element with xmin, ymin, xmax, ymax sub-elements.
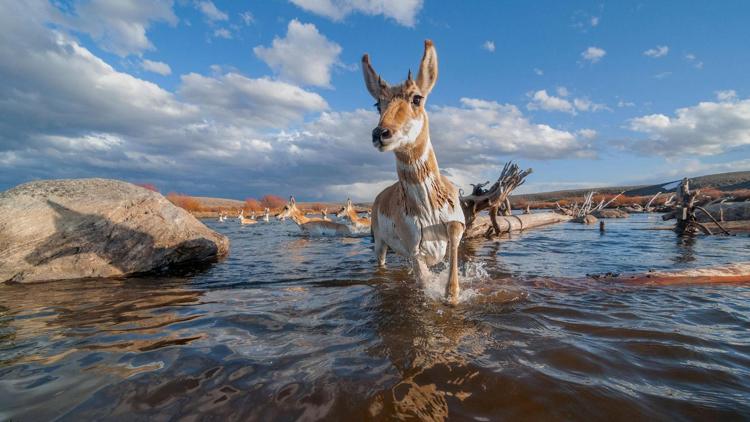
<box><xmin>371</xmin><ymin>126</ymin><xmax>392</xmax><ymax>149</ymax></box>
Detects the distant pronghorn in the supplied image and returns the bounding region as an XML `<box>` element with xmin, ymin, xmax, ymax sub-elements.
<box><xmin>263</xmin><ymin>208</ymin><xmax>270</xmax><ymax>222</ymax></box>
<box><xmin>218</xmin><ymin>211</ymin><xmax>226</xmax><ymax>222</ymax></box>
<box><xmin>321</xmin><ymin>208</ymin><xmax>331</xmax><ymax>221</ymax></box>
<box><xmin>277</xmin><ymin>197</ymin><xmax>351</xmax><ymax>236</ymax></box>
<box><xmin>238</xmin><ymin>209</ymin><xmax>257</xmax><ymax>225</ymax></box>
<box><xmin>336</xmin><ymin>198</ymin><xmax>371</xmax><ymax>230</ymax></box>
<box><xmin>362</xmin><ymin>40</ymin><xmax>465</xmax><ymax>304</ymax></box>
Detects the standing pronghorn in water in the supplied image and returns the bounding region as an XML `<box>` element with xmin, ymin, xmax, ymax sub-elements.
<box><xmin>363</xmin><ymin>40</ymin><xmax>465</xmax><ymax>304</ymax></box>
<box><xmin>277</xmin><ymin>197</ymin><xmax>351</xmax><ymax>236</ymax></box>
<box><xmin>336</xmin><ymin>198</ymin><xmax>371</xmax><ymax>230</ymax></box>
<box><xmin>263</xmin><ymin>208</ymin><xmax>270</xmax><ymax>222</ymax></box>
<box><xmin>237</xmin><ymin>209</ymin><xmax>257</xmax><ymax>225</ymax></box>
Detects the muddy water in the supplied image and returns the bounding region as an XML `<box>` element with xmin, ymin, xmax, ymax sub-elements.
<box><xmin>1</xmin><ymin>214</ymin><xmax>750</xmax><ymax>420</ymax></box>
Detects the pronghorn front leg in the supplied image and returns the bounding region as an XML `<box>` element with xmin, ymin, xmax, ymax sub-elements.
<box><xmin>445</xmin><ymin>221</ymin><xmax>464</xmax><ymax>305</ymax></box>
<box><xmin>374</xmin><ymin>238</ymin><xmax>387</xmax><ymax>267</ymax></box>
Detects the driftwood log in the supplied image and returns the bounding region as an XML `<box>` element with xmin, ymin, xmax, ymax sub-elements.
<box><xmin>459</xmin><ymin>162</ymin><xmax>574</xmax><ymax>239</ymax></box>
<box><xmin>459</xmin><ymin>162</ymin><xmax>533</xmax><ymax>237</ymax></box>
<box><xmin>464</xmin><ymin>212</ymin><xmax>572</xmax><ymax>239</ymax></box>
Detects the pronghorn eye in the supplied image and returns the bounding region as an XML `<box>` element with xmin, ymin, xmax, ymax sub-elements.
<box><xmin>412</xmin><ymin>95</ymin><xmax>423</xmax><ymax>106</ymax></box>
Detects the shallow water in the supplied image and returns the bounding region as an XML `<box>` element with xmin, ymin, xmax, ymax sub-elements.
<box><xmin>2</xmin><ymin>214</ymin><xmax>750</xmax><ymax>420</ymax></box>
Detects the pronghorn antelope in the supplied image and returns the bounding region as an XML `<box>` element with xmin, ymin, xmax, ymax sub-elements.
<box><xmin>238</xmin><ymin>209</ymin><xmax>257</xmax><ymax>225</ymax></box>
<box><xmin>362</xmin><ymin>40</ymin><xmax>465</xmax><ymax>304</ymax></box>
<box><xmin>263</xmin><ymin>208</ymin><xmax>270</xmax><ymax>222</ymax></box>
<box><xmin>218</xmin><ymin>211</ymin><xmax>226</xmax><ymax>222</ymax></box>
<box><xmin>321</xmin><ymin>208</ymin><xmax>331</xmax><ymax>221</ymax></box>
<box><xmin>336</xmin><ymin>198</ymin><xmax>371</xmax><ymax>230</ymax></box>
<box><xmin>277</xmin><ymin>197</ymin><xmax>351</xmax><ymax>236</ymax></box>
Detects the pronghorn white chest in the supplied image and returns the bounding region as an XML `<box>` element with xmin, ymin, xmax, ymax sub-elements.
<box><xmin>407</xmin><ymin>187</ymin><xmax>464</xmax><ymax>266</ymax></box>
<box><xmin>375</xmin><ymin>143</ymin><xmax>465</xmax><ymax>267</ymax></box>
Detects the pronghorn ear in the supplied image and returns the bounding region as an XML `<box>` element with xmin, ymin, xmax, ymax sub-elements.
<box><xmin>362</xmin><ymin>54</ymin><xmax>388</xmax><ymax>99</ymax></box>
<box><xmin>416</xmin><ymin>40</ymin><xmax>438</xmax><ymax>96</ymax></box>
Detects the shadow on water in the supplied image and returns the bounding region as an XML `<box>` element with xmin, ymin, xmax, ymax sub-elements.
<box><xmin>19</xmin><ymin>201</ymin><xmax>221</xmax><ymax>279</ymax></box>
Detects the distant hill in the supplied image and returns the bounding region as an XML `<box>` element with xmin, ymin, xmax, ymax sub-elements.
<box><xmin>514</xmin><ymin>171</ymin><xmax>750</xmax><ymax>202</ymax></box>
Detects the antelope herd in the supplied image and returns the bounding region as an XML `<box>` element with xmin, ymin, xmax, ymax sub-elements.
<box><xmin>221</xmin><ymin>197</ymin><xmax>371</xmax><ymax>237</ymax></box>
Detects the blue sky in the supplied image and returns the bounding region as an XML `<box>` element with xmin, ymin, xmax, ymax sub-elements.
<box><xmin>1</xmin><ymin>0</ymin><xmax>750</xmax><ymax>200</ymax></box>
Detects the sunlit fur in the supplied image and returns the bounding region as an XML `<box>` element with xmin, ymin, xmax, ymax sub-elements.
<box><xmin>362</xmin><ymin>40</ymin><xmax>465</xmax><ymax>304</ymax></box>
<box><xmin>277</xmin><ymin>197</ymin><xmax>351</xmax><ymax>236</ymax></box>
<box><xmin>336</xmin><ymin>198</ymin><xmax>371</xmax><ymax>230</ymax></box>
<box><xmin>238</xmin><ymin>210</ymin><xmax>257</xmax><ymax>225</ymax></box>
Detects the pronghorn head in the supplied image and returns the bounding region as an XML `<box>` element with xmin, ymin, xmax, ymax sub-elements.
<box><xmin>335</xmin><ymin>198</ymin><xmax>354</xmax><ymax>218</ymax></box>
<box><xmin>276</xmin><ymin>196</ymin><xmax>298</xmax><ymax>220</ymax></box>
<box><xmin>363</xmin><ymin>40</ymin><xmax>438</xmax><ymax>153</ymax></box>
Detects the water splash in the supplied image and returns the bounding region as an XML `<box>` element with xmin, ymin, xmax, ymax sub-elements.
<box><xmin>420</xmin><ymin>260</ymin><xmax>503</xmax><ymax>304</ymax></box>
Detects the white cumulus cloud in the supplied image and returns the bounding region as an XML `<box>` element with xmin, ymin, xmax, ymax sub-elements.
<box><xmin>64</xmin><ymin>0</ymin><xmax>178</xmax><ymax>57</ymax></box>
<box><xmin>581</xmin><ymin>46</ymin><xmax>606</xmax><ymax>63</ymax></box>
<box><xmin>482</xmin><ymin>40</ymin><xmax>495</xmax><ymax>52</ymax></box>
<box><xmin>527</xmin><ymin>90</ymin><xmax>575</xmax><ymax>114</ymax></box>
<box><xmin>195</xmin><ymin>1</ymin><xmax>228</xmax><ymax>22</ymax></box>
<box><xmin>527</xmin><ymin>90</ymin><xmax>608</xmax><ymax>115</ymax></box>
<box><xmin>628</xmin><ymin>96</ymin><xmax>750</xmax><ymax>156</ymax></box>
<box><xmin>254</xmin><ymin>20</ymin><xmax>342</xmax><ymax>88</ymax></box>
<box><xmin>716</xmin><ymin>90</ymin><xmax>737</xmax><ymax>102</ymax></box>
<box><xmin>289</xmin><ymin>0</ymin><xmax>423</xmax><ymax>27</ymax></box>
<box><xmin>141</xmin><ymin>59</ymin><xmax>172</xmax><ymax>75</ymax></box>
<box><xmin>643</xmin><ymin>45</ymin><xmax>669</xmax><ymax>58</ymax></box>
<box><xmin>213</xmin><ymin>28</ymin><xmax>232</xmax><ymax>39</ymax></box>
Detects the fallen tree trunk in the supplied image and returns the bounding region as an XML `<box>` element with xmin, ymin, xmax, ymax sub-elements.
<box><xmin>464</xmin><ymin>212</ymin><xmax>572</xmax><ymax>239</ymax></box>
<box><xmin>698</xmin><ymin>202</ymin><xmax>750</xmax><ymax>223</ymax></box>
<box><xmin>460</xmin><ymin>162</ymin><xmax>533</xmax><ymax>236</ymax></box>
<box><xmin>617</xmin><ymin>262</ymin><xmax>750</xmax><ymax>285</ymax></box>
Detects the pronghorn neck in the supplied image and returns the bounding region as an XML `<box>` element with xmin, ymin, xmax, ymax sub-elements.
<box><xmin>393</xmin><ymin>119</ymin><xmax>451</xmax><ymax>213</ymax></box>
<box><xmin>289</xmin><ymin>208</ymin><xmax>310</xmax><ymax>225</ymax></box>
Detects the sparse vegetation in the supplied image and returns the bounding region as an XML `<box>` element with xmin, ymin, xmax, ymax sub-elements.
<box><xmin>166</xmin><ymin>192</ymin><xmax>202</xmax><ymax>212</ymax></box>
<box><xmin>260</xmin><ymin>194</ymin><xmax>286</xmax><ymax>210</ymax></box>
<box><xmin>243</xmin><ymin>198</ymin><xmax>263</xmax><ymax>212</ymax></box>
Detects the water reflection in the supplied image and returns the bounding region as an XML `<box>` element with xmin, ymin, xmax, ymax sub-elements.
<box><xmin>367</xmin><ymin>277</ymin><xmax>478</xmax><ymax>419</ymax></box>
<box><xmin>673</xmin><ymin>235</ymin><xmax>697</xmax><ymax>264</ymax></box>
<box><xmin>1</xmin><ymin>215</ymin><xmax>750</xmax><ymax>420</ymax></box>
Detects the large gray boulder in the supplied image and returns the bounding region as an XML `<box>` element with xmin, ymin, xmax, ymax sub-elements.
<box><xmin>0</xmin><ymin>178</ymin><xmax>229</xmax><ymax>283</ymax></box>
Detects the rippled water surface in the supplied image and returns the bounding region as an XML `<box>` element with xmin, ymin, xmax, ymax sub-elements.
<box><xmin>2</xmin><ymin>214</ymin><xmax>750</xmax><ymax>420</ymax></box>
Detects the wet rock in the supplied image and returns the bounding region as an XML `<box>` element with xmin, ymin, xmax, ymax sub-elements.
<box><xmin>0</xmin><ymin>178</ymin><xmax>229</xmax><ymax>283</ymax></box>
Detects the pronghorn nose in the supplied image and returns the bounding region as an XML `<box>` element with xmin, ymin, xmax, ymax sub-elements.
<box><xmin>372</xmin><ymin>127</ymin><xmax>391</xmax><ymax>142</ymax></box>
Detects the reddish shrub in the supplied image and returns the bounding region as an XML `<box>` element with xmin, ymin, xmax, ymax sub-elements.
<box><xmin>244</xmin><ymin>198</ymin><xmax>263</xmax><ymax>212</ymax></box>
<box><xmin>260</xmin><ymin>194</ymin><xmax>286</xmax><ymax>209</ymax></box>
<box><xmin>727</xmin><ymin>189</ymin><xmax>750</xmax><ymax>201</ymax></box>
<box><xmin>166</xmin><ymin>192</ymin><xmax>202</xmax><ymax>212</ymax></box>
<box><xmin>699</xmin><ymin>187</ymin><xmax>723</xmax><ymax>200</ymax></box>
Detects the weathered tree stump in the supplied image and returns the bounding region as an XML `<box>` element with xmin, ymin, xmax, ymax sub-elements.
<box><xmin>662</xmin><ymin>178</ymin><xmax>731</xmax><ymax>236</ymax></box>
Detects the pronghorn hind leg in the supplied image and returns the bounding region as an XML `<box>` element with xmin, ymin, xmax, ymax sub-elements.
<box><xmin>445</xmin><ymin>221</ymin><xmax>464</xmax><ymax>305</ymax></box>
<box><xmin>374</xmin><ymin>237</ymin><xmax>387</xmax><ymax>267</ymax></box>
